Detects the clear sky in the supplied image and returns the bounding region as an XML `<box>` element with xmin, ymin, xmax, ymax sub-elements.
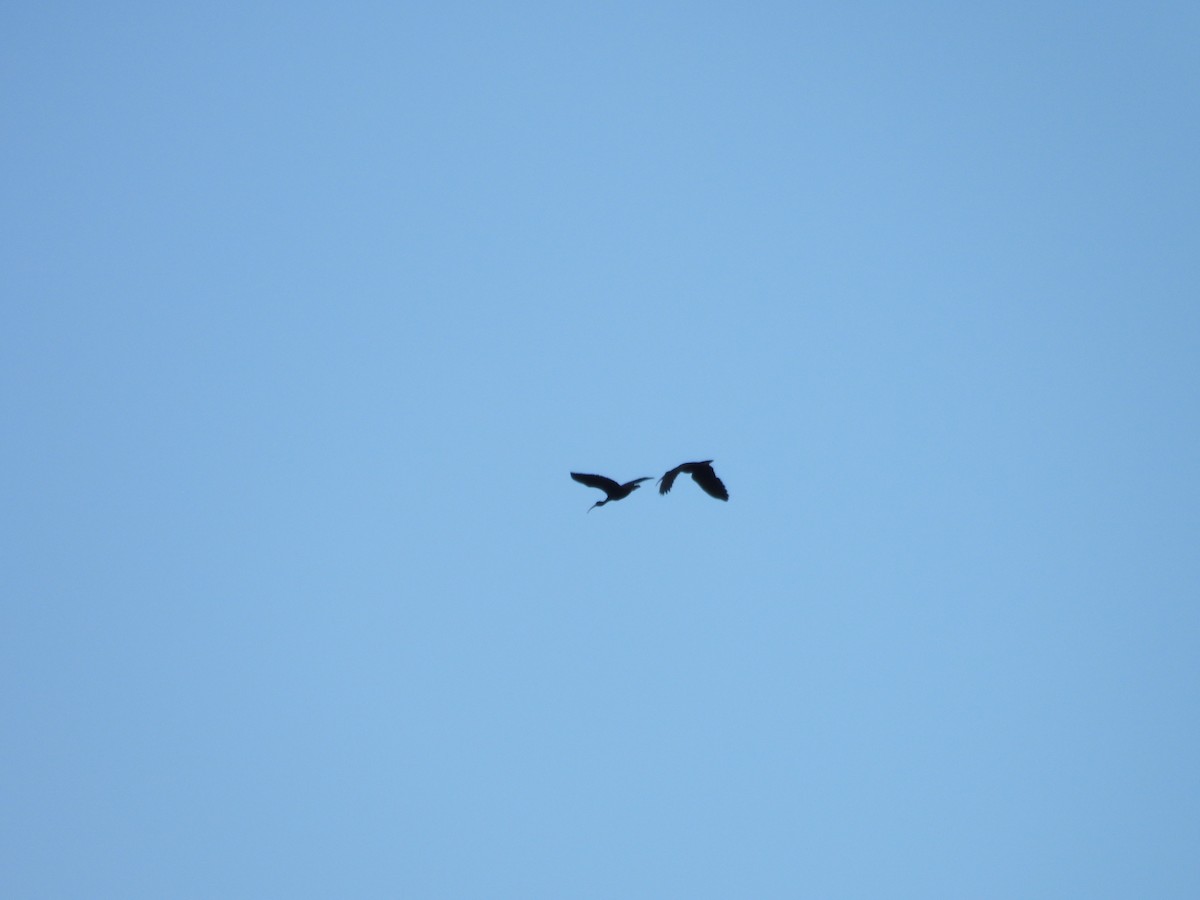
<box><xmin>3</xmin><ymin>2</ymin><xmax>1198</xmax><ymax>897</ymax></box>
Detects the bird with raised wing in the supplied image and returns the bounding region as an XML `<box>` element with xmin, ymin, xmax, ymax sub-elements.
<box><xmin>657</xmin><ymin>460</ymin><xmax>729</xmax><ymax>501</ymax></box>
<box><xmin>570</xmin><ymin>472</ymin><xmax>651</xmax><ymax>512</ymax></box>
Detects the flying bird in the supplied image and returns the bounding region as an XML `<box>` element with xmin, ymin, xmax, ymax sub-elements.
<box><xmin>570</xmin><ymin>472</ymin><xmax>651</xmax><ymax>512</ymax></box>
<box><xmin>658</xmin><ymin>460</ymin><xmax>729</xmax><ymax>501</ymax></box>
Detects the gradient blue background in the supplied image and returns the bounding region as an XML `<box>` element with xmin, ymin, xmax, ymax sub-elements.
<box><xmin>4</xmin><ymin>2</ymin><xmax>1198</xmax><ymax>897</ymax></box>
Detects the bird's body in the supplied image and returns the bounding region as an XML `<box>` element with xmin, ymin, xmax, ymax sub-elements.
<box><xmin>658</xmin><ymin>460</ymin><xmax>729</xmax><ymax>501</ymax></box>
<box><xmin>570</xmin><ymin>472</ymin><xmax>651</xmax><ymax>511</ymax></box>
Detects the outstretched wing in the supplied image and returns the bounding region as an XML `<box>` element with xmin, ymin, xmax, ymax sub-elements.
<box><xmin>657</xmin><ymin>465</ymin><xmax>684</xmax><ymax>495</ymax></box>
<box><xmin>690</xmin><ymin>463</ymin><xmax>729</xmax><ymax>501</ymax></box>
<box><xmin>571</xmin><ymin>472</ymin><xmax>621</xmax><ymax>495</ymax></box>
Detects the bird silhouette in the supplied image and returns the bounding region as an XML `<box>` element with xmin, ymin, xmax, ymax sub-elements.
<box><xmin>570</xmin><ymin>472</ymin><xmax>651</xmax><ymax>511</ymax></box>
<box><xmin>658</xmin><ymin>460</ymin><xmax>729</xmax><ymax>501</ymax></box>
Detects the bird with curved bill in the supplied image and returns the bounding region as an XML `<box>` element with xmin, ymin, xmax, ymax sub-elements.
<box><xmin>658</xmin><ymin>460</ymin><xmax>729</xmax><ymax>501</ymax></box>
<box><xmin>570</xmin><ymin>472</ymin><xmax>651</xmax><ymax>512</ymax></box>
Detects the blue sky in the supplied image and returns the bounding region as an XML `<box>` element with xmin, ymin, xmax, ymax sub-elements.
<box><xmin>3</xmin><ymin>2</ymin><xmax>1199</xmax><ymax>896</ymax></box>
